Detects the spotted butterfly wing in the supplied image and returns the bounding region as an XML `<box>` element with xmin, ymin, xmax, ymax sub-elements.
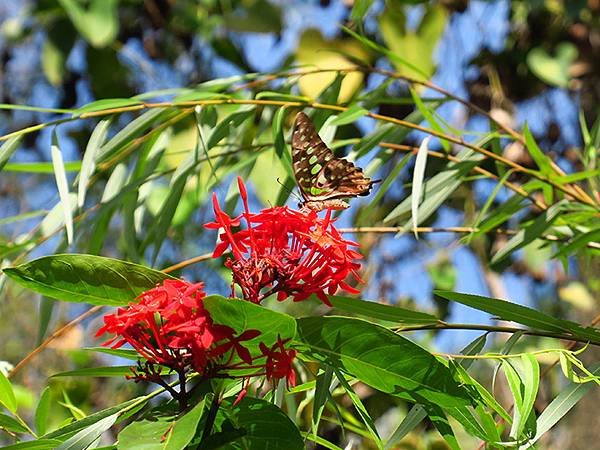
<box><xmin>292</xmin><ymin>112</ymin><xmax>377</xmax><ymax>212</ymax></box>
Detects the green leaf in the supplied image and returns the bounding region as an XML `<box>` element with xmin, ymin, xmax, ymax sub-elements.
<box><xmin>82</xmin><ymin>347</ymin><xmax>139</xmax><ymax>360</ymax></box>
<box><xmin>51</xmin><ymin>130</ymin><xmax>74</xmax><ymax>245</ymax></box>
<box><xmin>162</xmin><ymin>399</ymin><xmax>206</xmax><ymax>450</ymax></box>
<box><xmin>411</xmin><ymin>136</ymin><xmax>430</xmax><ymax>239</ymax></box>
<box><xmin>333</xmin><ymin>368</ymin><xmax>383</xmax><ymax>449</ymax></box>
<box><xmin>51</xmin><ymin>366</ymin><xmax>134</xmax><ymax>378</ymax></box>
<box><xmin>523</xmin><ymin>124</ymin><xmax>553</xmax><ymax>175</ymax></box>
<box><xmin>526</xmin><ymin>43</ymin><xmax>577</xmax><ymax>88</ymax></box>
<box><xmin>518</xmin><ymin>354</ymin><xmax>540</xmax><ymax>438</ymax></box>
<box><xmin>384</xmin><ymin>405</ymin><xmax>426</xmax><ymax>449</ymax></box>
<box><xmin>329</xmin><ymin>295</ymin><xmax>439</xmax><ymax>325</ymax></box>
<box><xmin>76</xmin><ymin>99</ymin><xmax>142</xmax><ymax>115</ymax></box>
<box><xmin>43</xmin><ymin>398</ymin><xmax>143</xmax><ymax>440</ymax></box>
<box><xmin>3</xmin><ymin>254</ymin><xmax>173</xmax><ymax>306</ymax></box>
<box><xmin>435</xmin><ymin>290</ymin><xmax>600</xmax><ymax>343</ymax></box>
<box><xmin>0</xmin><ymin>136</ymin><xmax>22</xmax><ymax>172</ymax></box>
<box><xmin>37</xmin><ymin>297</ymin><xmax>56</xmax><ymax>345</ymax></box>
<box><xmin>35</xmin><ymin>387</ymin><xmax>52</xmax><ymax>436</ymax></box>
<box><xmin>330</xmin><ymin>105</ymin><xmax>368</xmax><ymax>126</ymax></box>
<box><xmin>203</xmin><ymin>296</ymin><xmax>296</xmax><ymax>352</ymax></box>
<box><xmin>117</xmin><ymin>416</ymin><xmax>174</xmax><ymax>450</ymax></box>
<box><xmin>491</xmin><ymin>201</ymin><xmax>565</xmax><ymax>265</ymax></box>
<box><xmin>204</xmin><ymin>397</ymin><xmax>304</xmax><ymax>450</ymax></box>
<box><xmin>0</xmin><ymin>412</ymin><xmax>29</xmax><ymax>433</ymax></box>
<box><xmin>296</xmin><ymin>316</ymin><xmax>473</xmax><ymax>408</ymax></box>
<box><xmin>55</xmin><ymin>412</ymin><xmax>118</xmax><ymax>450</ymax></box>
<box><xmin>58</xmin><ymin>0</ymin><xmax>119</xmax><ymax>48</ymax></box>
<box><xmin>409</xmin><ymin>87</ymin><xmax>449</xmax><ymax>151</ymax></box>
<box><xmin>312</xmin><ymin>366</ymin><xmax>334</xmax><ymax>435</ymax></box>
<box><xmin>78</xmin><ymin>119</ymin><xmax>110</xmax><ymax>208</ymax></box>
<box><xmin>520</xmin><ymin>364</ymin><xmax>600</xmax><ymax>449</ymax></box>
<box><xmin>422</xmin><ymin>405</ymin><xmax>460</xmax><ymax>450</ymax></box>
<box><xmin>0</xmin><ymin>369</ymin><xmax>17</xmax><ymax>413</ymax></box>
<box><xmin>2</xmin><ymin>161</ymin><xmax>81</xmax><ymax>173</ymax></box>
<box><xmin>552</xmin><ymin>227</ymin><xmax>600</xmax><ymax>259</ymax></box>
<box><xmin>1</xmin><ymin>440</ymin><xmax>63</xmax><ymax>450</ymax></box>
<box><xmin>42</xmin><ymin>20</ymin><xmax>76</xmax><ymax>86</ymax></box>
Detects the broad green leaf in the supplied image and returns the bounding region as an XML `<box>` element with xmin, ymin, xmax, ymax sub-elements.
<box><xmin>0</xmin><ymin>412</ymin><xmax>29</xmax><ymax>433</ymax></box>
<box><xmin>52</xmin><ymin>366</ymin><xmax>134</xmax><ymax>378</ymax></box>
<box><xmin>78</xmin><ymin>119</ymin><xmax>110</xmax><ymax>208</ymax></box>
<box><xmin>411</xmin><ymin>136</ymin><xmax>430</xmax><ymax>239</ymax></box>
<box><xmin>384</xmin><ymin>405</ymin><xmax>426</xmax><ymax>449</ymax></box>
<box><xmin>55</xmin><ymin>412</ymin><xmax>118</xmax><ymax>450</ymax></box>
<box><xmin>523</xmin><ymin>124</ymin><xmax>553</xmax><ymax>175</ymax></box>
<box><xmin>296</xmin><ymin>316</ymin><xmax>473</xmax><ymax>408</ymax></box>
<box><xmin>3</xmin><ymin>254</ymin><xmax>173</xmax><ymax>306</ymax></box>
<box><xmin>329</xmin><ymin>295</ymin><xmax>439</xmax><ymax>325</ymax></box>
<box><xmin>519</xmin><ymin>364</ymin><xmax>600</xmax><ymax>449</ymax></box>
<box><xmin>117</xmin><ymin>416</ymin><xmax>176</xmax><ymax>450</ymax></box>
<box><xmin>0</xmin><ymin>369</ymin><xmax>17</xmax><ymax>413</ymax></box>
<box><xmin>35</xmin><ymin>387</ymin><xmax>52</xmax><ymax>436</ymax></box>
<box><xmin>0</xmin><ymin>136</ymin><xmax>22</xmax><ymax>172</ymax></box>
<box><xmin>51</xmin><ymin>130</ymin><xmax>74</xmax><ymax>244</ymax></box>
<box><xmin>203</xmin><ymin>296</ymin><xmax>296</xmax><ymax>353</ymax></box>
<box><xmin>203</xmin><ymin>397</ymin><xmax>304</xmax><ymax>450</ymax></box>
<box><xmin>162</xmin><ymin>398</ymin><xmax>206</xmax><ymax>450</ymax></box>
<box><xmin>435</xmin><ymin>290</ymin><xmax>600</xmax><ymax>343</ymax></box>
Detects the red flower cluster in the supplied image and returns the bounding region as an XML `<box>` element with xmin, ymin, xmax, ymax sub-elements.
<box><xmin>205</xmin><ymin>177</ymin><xmax>363</xmax><ymax>305</ymax></box>
<box><xmin>96</xmin><ymin>279</ymin><xmax>296</xmax><ymax>390</ymax></box>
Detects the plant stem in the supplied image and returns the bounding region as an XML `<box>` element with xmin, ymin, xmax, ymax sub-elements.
<box><xmin>198</xmin><ymin>394</ymin><xmax>221</xmax><ymax>448</ymax></box>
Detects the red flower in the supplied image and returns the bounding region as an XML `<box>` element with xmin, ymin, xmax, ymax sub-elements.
<box><xmin>205</xmin><ymin>177</ymin><xmax>363</xmax><ymax>305</ymax></box>
<box><xmin>259</xmin><ymin>336</ymin><xmax>297</xmax><ymax>387</ymax></box>
<box><xmin>96</xmin><ymin>279</ymin><xmax>257</xmax><ymax>376</ymax></box>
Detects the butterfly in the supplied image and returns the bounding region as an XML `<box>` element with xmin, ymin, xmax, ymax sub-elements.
<box><xmin>291</xmin><ymin>112</ymin><xmax>378</xmax><ymax>212</ymax></box>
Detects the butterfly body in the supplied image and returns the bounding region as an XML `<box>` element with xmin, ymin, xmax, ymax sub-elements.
<box><xmin>292</xmin><ymin>112</ymin><xmax>377</xmax><ymax>212</ymax></box>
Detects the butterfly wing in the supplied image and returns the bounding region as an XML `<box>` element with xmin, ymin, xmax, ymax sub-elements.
<box><xmin>292</xmin><ymin>112</ymin><xmax>375</xmax><ymax>203</ymax></box>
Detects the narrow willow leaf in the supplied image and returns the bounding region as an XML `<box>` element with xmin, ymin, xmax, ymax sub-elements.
<box><xmin>78</xmin><ymin>119</ymin><xmax>110</xmax><ymax>208</ymax></box>
<box><xmin>329</xmin><ymin>295</ymin><xmax>439</xmax><ymax>325</ymax></box>
<box><xmin>422</xmin><ymin>405</ymin><xmax>461</xmax><ymax>450</ymax></box>
<box><xmin>302</xmin><ymin>433</ymin><xmax>344</xmax><ymax>450</ymax></box>
<box><xmin>2</xmin><ymin>161</ymin><xmax>81</xmax><ymax>173</ymax></box>
<box><xmin>3</xmin><ymin>254</ymin><xmax>173</xmax><ymax>306</ymax></box>
<box><xmin>55</xmin><ymin>412</ymin><xmax>118</xmax><ymax>450</ymax></box>
<box><xmin>458</xmin><ymin>333</ymin><xmax>487</xmax><ymax>370</ymax></box>
<box><xmin>491</xmin><ymin>201</ymin><xmax>565</xmax><ymax>265</ymax></box>
<box><xmin>35</xmin><ymin>387</ymin><xmax>52</xmax><ymax>436</ymax></box>
<box><xmin>411</xmin><ymin>137</ymin><xmax>430</xmax><ymax>239</ymax></box>
<box><xmin>384</xmin><ymin>405</ymin><xmax>427</xmax><ymax>449</ymax></box>
<box><xmin>0</xmin><ymin>136</ymin><xmax>22</xmax><ymax>172</ymax></box>
<box><xmin>52</xmin><ymin>366</ymin><xmax>134</xmax><ymax>377</ymax></box>
<box><xmin>334</xmin><ymin>368</ymin><xmax>383</xmax><ymax>449</ymax></box>
<box><xmin>312</xmin><ymin>366</ymin><xmax>333</xmax><ymax>435</ymax></box>
<box><xmin>0</xmin><ymin>413</ymin><xmax>29</xmax><ymax>433</ymax></box>
<box><xmin>297</xmin><ymin>316</ymin><xmax>473</xmax><ymax>408</ymax></box>
<box><xmin>504</xmin><ymin>360</ymin><xmax>525</xmax><ymax>440</ymax></box>
<box><xmin>76</xmin><ymin>98</ymin><xmax>142</xmax><ymax>114</ymax></box>
<box><xmin>82</xmin><ymin>347</ymin><xmax>139</xmax><ymax>360</ymax></box>
<box><xmin>2</xmin><ymin>439</ymin><xmax>63</xmax><ymax>449</ymax></box>
<box><xmin>100</xmin><ymin>163</ymin><xmax>128</xmax><ymax>203</ymax></box>
<box><xmin>519</xmin><ymin>364</ymin><xmax>600</xmax><ymax>449</ymax></box>
<box><xmin>271</xmin><ymin>106</ymin><xmax>294</xmax><ymax>180</ymax></box>
<box><xmin>552</xmin><ymin>228</ymin><xmax>600</xmax><ymax>259</ymax></box>
<box><xmin>97</xmin><ymin>108</ymin><xmax>165</xmax><ymax>162</ymax></box>
<box><xmin>51</xmin><ymin>131</ymin><xmax>73</xmax><ymax>244</ymax></box>
<box><xmin>43</xmin><ymin>398</ymin><xmax>143</xmax><ymax>440</ymax></box>
<box><xmin>523</xmin><ymin>123</ymin><xmax>552</xmax><ymax>175</ymax></box>
<box><xmin>0</xmin><ymin>369</ymin><xmax>17</xmax><ymax>413</ymax></box>
<box><xmin>518</xmin><ymin>354</ymin><xmax>540</xmax><ymax>439</ymax></box>
<box><xmin>409</xmin><ymin>88</ymin><xmax>449</xmax><ymax>152</ymax></box>
<box><xmin>331</xmin><ymin>104</ymin><xmax>368</xmax><ymax>126</ymax></box>
<box><xmin>37</xmin><ymin>297</ymin><xmax>55</xmax><ymax>345</ymax></box>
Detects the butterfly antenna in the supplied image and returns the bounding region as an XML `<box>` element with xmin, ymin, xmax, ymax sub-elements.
<box><xmin>276</xmin><ymin>177</ymin><xmax>303</xmax><ymax>202</ymax></box>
